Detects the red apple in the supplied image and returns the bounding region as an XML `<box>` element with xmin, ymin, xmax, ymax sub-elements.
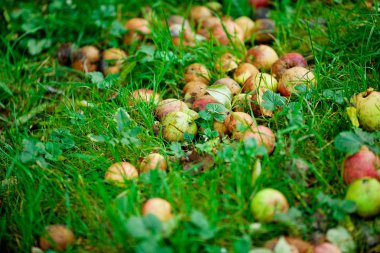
<box><xmin>212</xmin><ymin>20</ymin><xmax>245</xmax><ymax>45</ymax></box>
<box><xmin>250</xmin><ymin>188</ymin><xmax>289</xmax><ymax>222</ymax></box>
<box><xmin>185</xmin><ymin>63</ymin><xmax>210</xmax><ymax>84</ymax></box>
<box><xmin>343</xmin><ymin>146</ymin><xmax>380</xmax><ymax>184</ymax></box>
<box><xmin>278</xmin><ymin>67</ymin><xmax>315</xmax><ymax>97</ymax></box>
<box><xmin>225</xmin><ymin>112</ymin><xmax>255</xmax><ymax>135</ymax></box>
<box><xmin>313</xmin><ymin>243</ymin><xmax>341</xmax><ymax>253</ymax></box>
<box><xmin>192</xmin><ymin>95</ymin><xmax>220</xmax><ymax>112</ymax></box>
<box><xmin>249</xmin><ymin>0</ymin><xmax>269</xmax><ymax>8</ymax></box>
<box><xmin>155</xmin><ymin>99</ymin><xmax>198</xmax><ymax>121</ymax></box>
<box><xmin>214</xmin><ymin>77</ymin><xmax>241</xmax><ymax>96</ymax></box>
<box><xmin>272</xmin><ymin>52</ymin><xmax>308</xmax><ymax>79</ymax></box>
<box><xmin>246</xmin><ymin>45</ymin><xmax>279</xmax><ymax>71</ymax></box>
<box><xmin>233</xmin><ymin>63</ymin><xmax>260</xmax><ymax>85</ymax></box>
<box><xmin>243</xmin><ymin>73</ymin><xmax>278</xmax><ymax>92</ymax></box>
<box><xmin>142</xmin><ymin>198</ymin><xmax>173</xmax><ymax>221</ymax></box>
<box><xmin>243</xmin><ymin>125</ymin><xmax>275</xmax><ymax>154</ymax></box>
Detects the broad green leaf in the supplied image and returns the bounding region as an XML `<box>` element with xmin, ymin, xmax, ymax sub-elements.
<box><xmin>125</xmin><ymin>216</ymin><xmax>150</xmax><ymax>239</ymax></box>
<box><xmin>261</xmin><ymin>90</ymin><xmax>286</xmax><ymax>111</ymax></box>
<box><xmin>115</xmin><ymin>108</ymin><xmax>131</xmax><ymax>132</ymax></box>
<box><xmin>207</xmin><ymin>84</ymin><xmax>232</xmax><ymax>109</ymax></box>
<box><xmin>44</xmin><ymin>142</ymin><xmax>63</xmax><ymax>161</ymax></box>
<box><xmin>87</xmin><ymin>72</ymin><xmax>104</xmax><ymax>84</ymax></box>
<box><xmin>199</xmin><ymin>110</ymin><xmax>212</xmax><ymax>121</ymax></box>
<box><xmin>334</xmin><ymin>132</ymin><xmax>363</xmax><ymax>155</ymax></box>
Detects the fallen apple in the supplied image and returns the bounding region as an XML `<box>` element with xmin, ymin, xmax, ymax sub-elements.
<box><xmin>192</xmin><ymin>95</ymin><xmax>220</xmax><ymax>112</ymax></box>
<box><xmin>101</xmin><ymin>48</ymin><xmax>127</xmax><ymax>75</ymax></box>
<box><xmin>139</xmin><ymin>153</ymin><xmax>167</xmax><ymax>173</ymax></box>
<box><xmin>214</xmin><ymin>77</ymin><xmax>241</xmax><ymax>96</ymax></box>
<box><xmin>249</xmin><ymin>87</ymin><xmax>274</xmax><ymax>117</ymax></box>
<box><xmin>123</xmin><ymin>18</ymin><xmax>150</xmax><ymax>45</ymax></box>
<box><xmin>243</xmin><ymin>73</ymin><xmax>278</xmax><ymax>92</ymax></box>
<box><xmin>345</xmin><ymin>177</ymin><xmax>380</xmax><ymax>218</ymax></box>
<box><xmin>271</xmin><ymin>52</ymin><xmax>308</xmax><ymax>79</ymax></box>
<box><xmin>265</xmin><ymin>236</ymin><xmax>313</xmax><ymax>253</ymax></box>
<box><xmin>168</xmin><ymin>15</ymin><xmax>191</xmax><ymax>30</ymax></box>
<box><xmin>233</xmin><ymin>93</ymin><xmax>252</xmax><ymax>112</ymax></box>
<box><xmin>251</xmin><ymin>188</ymin><xmax>289</xmax><ymax>222</ymax></box>
<box><xmin>353</xmin><ymin>88</ymin><xmax>380</xmax><ymax>132</ymax></box>
<box><xmin>71</xmin><ymin>46</ymin><xmax>100</xmax><ymax>72</ymax></box>
<box><xmin>313</xmin><ymin>242</ymin><xmax>342</xmax><ymax>253</ymax></box>
<box><xmin>225</xmin><ymin>111</ymin><xmax>255</xmax><ymax>135</ymax></box>
<box><xmin>161</xmin><ymin>111</ymin><xmax>198</xmax><ymax>142</ymax></box>
<box><xmin>243</xmin><ymin>125</ymin><xmax>276</xmax><ymax>154</ymax></box>
<box><xmin>129</xmin><ymin>89</ymin><xmax>160</xmax><ymax>106</ymax></box>
<box><xmin>39</xmin><ymin>224</ymin><xmax>75</xmax><ymax>251</ymax></box>
<box><xmin>249</xmin><ymin>0</ymin><xmax>269</xmax><ymax>8</ymax></box>
<box><xmin>278</xmin><ymin>67</ymin><xmax>315</xmax><ymax>97</ymax></box>
<box><xmin>155</xmin><ymin>99</ymin><xmax>198</xmax><ymax>121</ymax></box>
<box><xmin>142</xmin><ymin>197</ymin><xmax>173</xmax><ymax>221</ymax></box>
<box><xmin>212</xmin><ymin>20</ymin><xmax>245</xmax><ymax>45</ymax></box>
<box><xmin>343</xmin><ymin>146</ymin><xmax>380</xmax><ymax>184</ymax></box>
<box><xmin>105</xmin><ymin>162</ymin><xmax>138</xmax><ymax>185</ymax></box>
<box><xmin>215</xmin><ymin>53</ymin><xmax>239</xmax><ymax>73</ymax></box>
<box><xmin>235</xmin><ymin>16</ymin><xmax>255</xmax><ymax>40</ymax></box>
<box><xmin>253</xmin><ymin>19</ymin><xmax>275</xmax><ymax>43</ymax></box>
<box><xmin>185</xmin><ymin>63</ymin><xmax>210</xmax><ymax>84</ymax></box>
<box><xmin>190</xmin><ymin>6</ymin><xmax>213</xmax><ymax>24</ymax></box>
<box><xmin>233</xmin><ymin>62</ymin><xmax>260</xmax><ymax>85</ymax></box>
<box><xmin>183</xmin><ymin>81</ymin><xmax>209</xmax><ymax>103</ymax></box>
<box><xmin>246</xmin><ymin>45</ymin><xmax>279</xmax><ymax>71</ymax></box>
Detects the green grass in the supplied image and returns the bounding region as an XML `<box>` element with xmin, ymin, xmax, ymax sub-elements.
<box><xmin>1</xmin><ymin>0</ymin><xmax>380</xmax><ymax>252</ymax></box>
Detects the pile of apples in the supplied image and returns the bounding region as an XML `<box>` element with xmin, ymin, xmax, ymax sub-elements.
<box><xmin>43</xmin><ymin>0</ymin><xmax>380</xmax><ymax>252</ymax></box>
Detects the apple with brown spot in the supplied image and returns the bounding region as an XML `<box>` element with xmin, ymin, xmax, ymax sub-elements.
<box><xmin>185</xmin><ymin>63</ymin><xmax>210</xmax><ymax>84</ymax></box>
<box><xmin>233</xmin><ymin>63</ymin><xmax>260</xmax><ymax>85</ymax></box>
<box><xmin>272</xmin><ymin>52</ymin><xmax>308</xmax><ymax>79</ymax></box>
<box><xmin>72</xmin><ymin>46</ymin><xmax>100</xmax><ymax>72</ymax></box>
<box><xmin>192</xmin><ymin>95</ymin><xmax>220</xmax><ymax>112</ymax></box>
<box><xmin>243</xmin><ymin>125</ymin><xmax>276</xmax><ymax>154</ymax></box>
<box><xmin>123</xmin><ymin>18</ymin><xmax>151</xmax><ymax>45</ymax></box>
<box><xmin>215</xmin><ymin>53</ymin><xmax>239</xmax><ymax>73</ymax></box>
<box><xmin>39</xmin><ymin>224</ymin><xmax>75</xmax><ymax>251</ymax></box>
<box><xmin>278</xmin><ymin>67</ymin><xmax>315</xmax><ymax>97</ymax></box>
<box><xmin>101</xmin><ymin>48</ymin><xmax>127</xmax><ymax>75</ymax></box>
<box><xmin>139</xmin><ymin>153</ymin><xmax>167</xmax><ymax>173</ymax></box>
<box><xmin>235</xmin><ymin>16</ymin><xmax>255</xmax><ymax>40</ymax></box>
<box><xmin>243</xmin><ymin>73</ymin><xmax>278</xmax><ymax>92</ymax></box>
<box><xmin>214</xmin><ymin>77</ymin><xmax>241</xmax><ymax>96</ymax></box>
<box><xmin>246</xmin><ymin>45</ymin><xmax>279</xmax><ymax>71</ymax></box>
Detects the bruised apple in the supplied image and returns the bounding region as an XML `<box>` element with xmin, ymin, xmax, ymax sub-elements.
<box><xmin>192</xmin><ymin>95</ymin><xmax>220</xmax><ymax>112</ymax></box>
<box><xmin>253</xmin><ymin>19</ymin><xmax>275</xmax><ymax>43</ymax></box>
<box><xmin>139</xmin><ymin>153</ymin><xmax>167</xmax><ymax>173</ymax></box>
<box><xmin>271</xmin><ymin>52</ymin><xmax>308</xmax><ymax>79</ymax></box>
<box><xmin>155</xmin><ymin>99</ymin><xmax>198</xmax><ymax>121</ymax></box>
<box><xmin>130</xmin><ymin>89</ymin><xmax>160</xmax><ymax>105</ymax></box>
<box><xmin>190</xmin><ymin>6</ymin><xmax>213</xmax><ymax>24</ymax></box>
<box><xmin>343</xmin><ymin>146</ymin><xmax>380</xmax><ymax>184</ymax></box>
<box><xmin>72</xmin><ymin>46</ymin><xmax>100</xmax><ymax>72</ymax></box>
<box><xmin>142</xmin><ymin>198</ymin><xmax>173</xmax><ymax>221</ymax></box>
<box><xmin>233</xmin><ymin>93</ymin><xmax>252</xmax><ymax>112</ymax></box>
<box><xmin>101</xmin><ymin>48</ymin><xmax>127</xmax><ymax>75</ymax></box>
<box><xmin>215</xmin><ymin>53</ymin><xmax>239</xmax><ymax>73</ymax></box>
<box><xmin>352</xmin><ymin>88</ymin><xmax>380</xmax><ymax>132</ymax></box>
<box><xmin>225</xmin><ymin>112</ymin><xmax>255</xmax><ymax>136</ymax></box>
<box><xmin>233</xmin><ymin>63</ymin><xmax>260</xmax><ymax>85</ymax></box>
<box><xmin>161</xmin><ymin>111</ymin><xmax>197</xmax><ymax>142</ymax></box>
<box><xmin>214</xmin><ymin>77</ymin><xmax>241</xmax><ymax>96</ymax></box>
<box><xmin>212</xmin><ymin>20</ymin><xmax>245</xmax><ymax>45</ymax></box>
<box><xmin>235</xmin><ymin>16</ymin><xmax>255</xmax><ymax>40</ymax></box>
<box><xmin>39</xmin><ymin>224</ymin><xmax>75</xmax><ymax>251</ymax></box>
<box><xmin>243</xmin><ymin>73</ymin><xmax>278</xmax><ymax>92</ymax></box>
<box><xmin>243</xmin><ymin>125</ymin><xmax>276</xmax><ymax>154</ymax></box>
<box><xmin>185</xmin><ymin>63</ymin><xmax>210</xmax><ymax>84</ymax></box>
<box><xmin>105</xmin><ymin>162</ymin><xmax>138</xmax><ymax>185</ymax></box>
<box><xmin>246</xmin><ymin>45</ymin><xmax>279</xmax><ymax>71</ymax></box>
<box><xmin>250</xmin><ymin>88</ymin><xmax>274</xmax><ymax>117</ymax></box>
<box><xmin>124</xmin><ymin>18</ymin><xmax>151</xmax><ymax>45</ymax></box>
<box><xmin>251</xmin><ymin>188</ymin><xmax>289</xmax><ymax>222</ymax></box>
<box><xmin>278</xmin><ymin>67</ymin><xmax>315</xmax><ymax>97</ymax></box>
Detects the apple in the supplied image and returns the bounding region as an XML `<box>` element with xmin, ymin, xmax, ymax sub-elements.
<box><xmin>139</xmin><ymin>153</ymin><xmax>167</xmax><ymax>173</ymax></box>
<box><xmin>185</xmin><ymin>63</ymin><xmax>210</xmax><ymax>84</ymax></box>
<box><xmin>243</xmin><ymin>73</ymin><xmax>278</xmax><ymax>92</ymax></box>
<box><xmin>213</xmin><ymin>120</ymin><xmax>229</xmax><ymax>136</ymax></box>
<box><xmin>214</xmin><ymin>77</ymin><xmax>241</xmax><ymax>96</ymax></box>
<box><xmin>225</xmin><ymin>111</ymin><xmax>255</xmax><ymax>135</ymax></box>
<box><xmin>278</xmin><ymin>67</ymin><xmax>316</xmax><ymax>97</ymax></box>
<box><xmin>212</xmin><ymin>20</ymin><xmax>245</xmax><ymax>45</ymax></box>
<box><xmin>345</xmin><ymin>177</ymin><xmax>380</xmax><ymax>218</ymax></box>
<box><xmin>313</xmin><ymin>243</ymin><xmax>342</xmax><ymax>253</ymax></box>
<box><xmin>243</xmin><ymin>125</ymin><xmax>276</xmax><ymax>154</ymax></box>
<box><xmin>265</xmin><ymin>237</ymin><xmax>314</xmax><ymax>253</ymax></box>
<box><xmin>354</xmin><ymin>88</ymin><xmax>380</xmax><ymax>132</ymax></box>
<box><xmin>123</xmin><ymin>18</ymin><xmax>150</xmax><ymax>45</ymax></box>
<box><xmin>105</xmin><ymin>162</ymin><xmax>138</xmax><ymax>185</ymax></box>
<box><xmin>215</xmin><ymin>53</ymin><xmax>239</xmax><ymax>73</ymax></box>
<box><xmin>168</xmin><ymin>15</ymin><xmax>191</xmax><ymax>30</ymax></box>
<box><xmin>71</xmin><ymin>46</ymin><xmax>100</xmax><ymax>72</ymax></box>
<box><xmin>101</xmin><ymin>48</ymin><xmax>127</xmax><ymax>75</ymax></box>
<box><xmin>343</xmin><ymin>146</ymin><xmax>380</xmax><ymax>184</ymax></box>
<box><xmin>190</xmin><ymin>6</ymin><xmax>213</xmax><ymax>24</ymax></box>
<box><xmin>249</xmin><ymin>0</ymin><xmax>269</xmax><ymax>8</ymax></box>
<box><xmin>39</xmin><ymin>224</ymin><xmax>74</xmax><ymax>251</ymax></box>
<box><xmin>155</xmin><ymin>99</ymin><xmax>198</xmax><ymax>121</ymax></box>
<box><xmin>272</xmin><ymin>52</ymin><xmax>308</xmax><ymax>79</ymax></box>
<box><xmin>161</xmin><ymin>111</ymin><xmax>198</xmax><ymax>142</ymax></box>
<box><xmin>249</xmin><ymin>88</ymin><xmax>274</xmax><ymax>117</ymax></box>
<box><xmin>251</xmin><ymin>188</ymin><xmax>289</xmax><ymax>222</ymax></box>
<box><xmin>192</xmin><ymin>95</ymin><xmax>220</xmax><ymax>111</ymax></box>
<box><xmin>235</xmin><ymin>16</ymin><xmax>255</xmax><ymax>40</ymax></box>
<box><xmin>253</xmin><ymin>19</ymin><xmax>275</xmax><ymax>43</ymax></box>
<box><xmin>130</xmin><ymin>89</ymin><xmax>160</xmax><ymax>105</ymax></box>
<box><xmin>233</xmin><ymin>93</ymin><xmax>252</xmax><ymax>112</ymax></box>
<box><xmin>233</xmin><ymin>63</ymin><xmax>260</xmax><ymax>85</ymax></box>
<box><xmin>142</xmin><ymin>198</ymin><xmax>173</xmax><ymax>221</ymax></box>
<box><xmin>246</xmin><ymin>45</ymin><xmax>279</xmax><ymax>71</ymax></box>
<box><xmin>200</xmin><ymin>16</ymin><xmax>221</xmax><ymax>30</ymax></box>
<box><xmin>183</xmin><ymin>81</ymin><xmax>209</xmax><ymax>103</ymax></box>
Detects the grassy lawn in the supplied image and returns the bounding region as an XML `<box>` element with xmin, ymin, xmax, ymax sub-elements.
<box><xmin>1</xmin><ymin>0</ymin><xmax>379</xmax><ymax>252</ymax></box>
